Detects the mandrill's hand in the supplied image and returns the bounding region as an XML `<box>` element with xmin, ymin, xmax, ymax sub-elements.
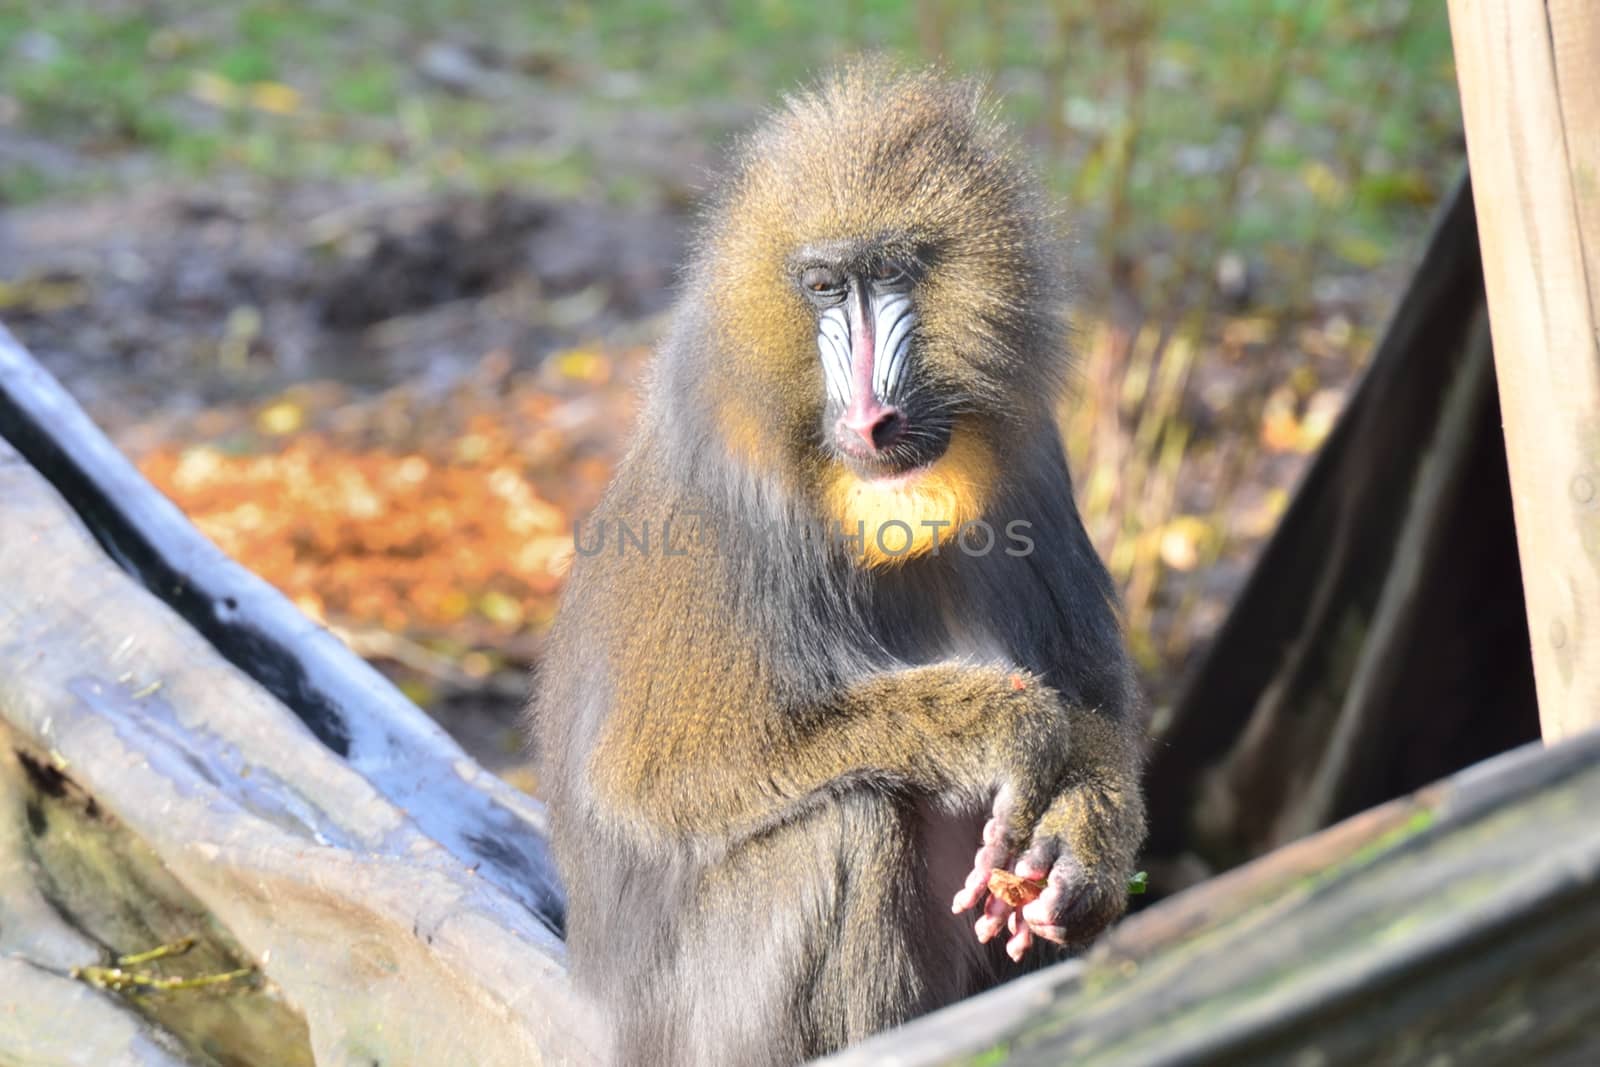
<box><xmin>950</xmin><ymin>715</ymin><xmax>1144</xmax><ymax>962</ymax></box>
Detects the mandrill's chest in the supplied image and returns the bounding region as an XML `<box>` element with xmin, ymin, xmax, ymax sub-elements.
<box><xmin>854</xmin><ymin>556</ymin><xmax>1028</xmax><ymax>674</ymax></box>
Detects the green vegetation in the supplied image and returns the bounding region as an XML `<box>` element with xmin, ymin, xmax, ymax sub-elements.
<box><xmin>0</xmin><ymin>0</ymin><xmax>1460</xmax><ymax>268</ymax></box>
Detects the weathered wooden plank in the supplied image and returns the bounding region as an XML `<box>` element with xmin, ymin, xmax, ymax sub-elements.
<box><xmin>821</xmin><ymin>727</ymin><xmax>1600</xmax><ymax>1065</ymax></box>
<box><xmin>0</xmin><ymin>434</ymin><xmax>598</xmax><ymax>1064</ymax></box>
<box><xmin>1448</xmin><ymin>0</ymin><xmax>1600</xmax><ymax>740</ymax></box>
<box><xmin>1143</xmin><ymin>177</ymin><xmax>1539</xmax><ymax>879</ymax></box>
<box><xmin>0</xmin><ymin>323</ymin><xmax>565</xmax><ymax>931</ymax></box>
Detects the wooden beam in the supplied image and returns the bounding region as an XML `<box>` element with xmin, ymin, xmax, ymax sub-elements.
<box><xmin>0</xmin><ymin>325</ymin><xmax>598</xmax><ymax>1061</ymax></box>
<box><xmin>1142</xmin><ymin>178</ymin><xmax>1539</xmax><ymax>881</ymax></box>
<box><xmin>0</xmin><ymin>431</ymin><xmax>598</xmax><ymax>1064</ymax></box>
<box><xmin>0</xmin><ymin>324</ymin><xmax>566</xmax><ymax>930</ymax></box>
<box><xmin>1447</xmin><ymin>0</ymin><xmax>1600</xmax><ymax>740</ymax></box>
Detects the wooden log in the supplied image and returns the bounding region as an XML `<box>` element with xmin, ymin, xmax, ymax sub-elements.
<box><xmin>1447</xmin><ymin>0</ymin><xmax>1600</xmax><ymax>740</ymax></box>
<box><xmin>0</xmin><ymin>323</ymin><xmax>565</xmax><ymax>931</ymax></box>
<box><xmin>0</xmin><ymin>351</ymin><xmax>594</xmax><ymax>1062</ymax></box>
<box><xmin>822</xmin><ymin>726</ymin><xmax>1600</xmax><ymax>1066</ymax></box>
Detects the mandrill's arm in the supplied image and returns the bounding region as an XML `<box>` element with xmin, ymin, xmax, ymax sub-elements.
<box><xmin>780</xmin><ymin>664</ymin><xmax>1079</xmax><ymax>843</ymax></box>
<box><xmin>593</xmin><ymin>659</ymin><xmax>1144</xmax><ymax>950</ymax></box>
<box><xmin>597</xmin><ymin>662</ymin><xmax>1072</xmax><ymax>841</ymax></box>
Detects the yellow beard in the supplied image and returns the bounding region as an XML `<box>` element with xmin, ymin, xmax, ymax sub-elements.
<box><xmin>825</xmin><ymin>430</ymin><xmax>995</xmax><ymax>567</ymax></box>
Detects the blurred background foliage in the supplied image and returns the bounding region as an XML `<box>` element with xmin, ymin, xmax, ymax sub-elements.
<box><xmin>0</xmin><ymin>0</ymin><xmax>1464</xmax><ymax>781</ymax></box>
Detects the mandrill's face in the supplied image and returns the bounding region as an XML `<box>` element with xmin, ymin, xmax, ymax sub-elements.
<box><xmin>700</xmin><ymin>70</ymin><xmax>1065</xmax><ymax>564</ymax></box>
<box><xmin>778</xmin><ymin>234</ymin><xmax>1000</xmax><ymax>566</ymax></box>
<box><xmin>789</xmin><ymin>240</ymin><xmax>946</xmax><ymax>481</ymax></box>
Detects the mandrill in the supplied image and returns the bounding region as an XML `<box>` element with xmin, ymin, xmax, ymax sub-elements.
<box><xmin>530</xmin><ymin>66</ymin><xmax>1146</xmax><ymax>1065</ymax></box>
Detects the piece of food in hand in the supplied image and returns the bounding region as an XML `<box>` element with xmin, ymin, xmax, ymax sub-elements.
<box><xmin>987</xmin><ymin>868</ymin><xmax>1047</xmax><ymax>908</ymax></box>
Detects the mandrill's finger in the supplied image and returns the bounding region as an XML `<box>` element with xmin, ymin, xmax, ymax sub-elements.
<box><xmin>1021</xmin><ymin>860</ymin><xmax>1098</xmax><ymax>946</ymax></box>
<box><xmin>1014</xmin><ymin>853</ymin><xmax>1052</xmax><ymax>882</ymax></box>
<box><xmin>951</xmin><ymin>863</ymin><xmax>991</xmax><ymax>913</ymax></box>
<box><xmin>1020</xmin><ymin>890</ymin><xmax>1072</xmax><ymax>946</ymax></box>
<box><xmin>974</xmin><ymin>890</ymin><xmax>1012</xmax><ymax>943</ymax></box>
<box><xmin>1005</xmin><ymin>922</ymin><xmax>1034</xmax><ymax>962</ymax></box>
<box><xmin>1017</xmin><ymin>829</ymin><xmax>1061</xmax><ymax>882</ymax></box>
<box><xmin>953</xmin><ymin>822</ymin><xmax>1015</xmax><ymax>913</ymax></box>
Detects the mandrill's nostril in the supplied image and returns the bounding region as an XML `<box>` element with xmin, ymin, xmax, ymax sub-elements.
<box><xmin>839</xmin><ymin>405</ymin><xmax>907</xmax><ymax>454</ymax></box>
<box><xmin>867</xmin><ymin>409</ymin><xmax>906</xmax><ymax>449</ymax></box>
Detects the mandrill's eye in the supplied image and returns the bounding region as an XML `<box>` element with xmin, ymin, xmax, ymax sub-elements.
<box><xmin>871</xmin><ymin>260</ymin><xmax>909</xmax><ymax>285</ymax></box>
<box><xmin>800</xmin><ymin>266</ymin><xmax>847</xmax><ymax>304</ymax></box>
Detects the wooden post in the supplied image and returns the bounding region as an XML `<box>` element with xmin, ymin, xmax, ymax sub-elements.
<box><xmin>1447</xmin><ymin>0</ymin><xmax>1600</xmax><ymax>741</ymax></box>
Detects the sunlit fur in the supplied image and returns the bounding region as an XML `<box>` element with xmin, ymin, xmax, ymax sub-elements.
<box><xmin>531</xmin><ymin>64</ymin><xmax>1143</xmax><ymax>1067</ymax></box>
<box><xmin>825</xmin><ymin>425</ymin><xmax>995</xmax><ymax>565</ymax></box>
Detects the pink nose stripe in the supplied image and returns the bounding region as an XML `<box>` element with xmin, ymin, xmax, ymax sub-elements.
<box><xmin>848</xmin><ymin>283</ymin><xmax>878</xmax><ymax>415</ymax></box>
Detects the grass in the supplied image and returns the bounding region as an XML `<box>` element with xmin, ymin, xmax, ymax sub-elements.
<box><xmin>0</xmin><ymin>2</ymin><xmax>1459</xmax><ymax>259</ymax></box>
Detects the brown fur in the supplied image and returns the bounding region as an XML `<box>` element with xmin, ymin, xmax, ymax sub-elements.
<box><xmin>530</xmin><ymin>64</ymin><xmax>1145</xmax><ymax>1066</ymax></box>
